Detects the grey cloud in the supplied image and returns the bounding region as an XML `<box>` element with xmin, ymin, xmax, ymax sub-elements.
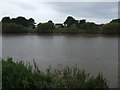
<box><xmin>47</xmin><ymin>2</ymin><xmax>118</xmax><ymax>19</ymax></box>
<box><xmin>10</xmin><ymin>2</ymin><xmax>37</xmax><ymax>10</ymax></box>
<box><xmin>0</xmin><ymin>2</ymin><xmax>118</xmax><ymax>24</ymax></box>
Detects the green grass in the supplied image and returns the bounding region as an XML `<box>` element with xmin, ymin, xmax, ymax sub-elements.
<box><xmin>25</xmin><ymin>27</ymin><xmax>35</xmax><ymax>31</ymax></box>
<box><xmin>2</xmin><ymin>58</ymin><xmax>108</xmax><ymax>89</ymax></box>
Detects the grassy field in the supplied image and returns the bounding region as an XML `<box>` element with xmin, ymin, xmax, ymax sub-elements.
<box><xmin>2</xmin><ymin>58</ymin><xmax>108</xmax><ymax>89</ymax></box>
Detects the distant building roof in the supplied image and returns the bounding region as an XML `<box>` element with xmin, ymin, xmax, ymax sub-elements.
<box><xmin>55</xmin><ymin>23</ymin><xmax>63</xmax><ymax>27</ymax></box>
<box><xmin>55</xmin><ymin>23</ymin><xmax>63</xmax><ymax>25</ymax></box>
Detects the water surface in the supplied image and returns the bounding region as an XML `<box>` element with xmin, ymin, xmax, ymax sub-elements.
<box><xmin>2</xmin><ymin>34</ymin><xmax>118</xmax><ymax>88</ymax></box>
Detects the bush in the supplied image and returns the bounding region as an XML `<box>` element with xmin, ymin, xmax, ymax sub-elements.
<box><xmin>2</xmin><ymin>23</ymin><xmax>28</xmax><ymax>33</ymax></box>
<box><xmin>37</xmin><ymin>22</ymin><xmax>54</xmax><ymax>33</ymax></box>
<box><xmin>80</xmin><ymin>22</ymin><xmax>100</xmax><ymax>34</ymax></box>
<box><xmin>102</xmin><ymin>22</ymin><xmax>119</xmax><ymax>35</ymax></box>
<box><xmin>2</xmin><ymin>58</ymin><xmax>108</xmax><ymax>89</ymax></box>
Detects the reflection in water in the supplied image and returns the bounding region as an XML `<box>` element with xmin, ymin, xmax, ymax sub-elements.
<box><xmin>2</xmin><ymin>34</ymin><xmax>118</xmax><ymax>88</ymax></box>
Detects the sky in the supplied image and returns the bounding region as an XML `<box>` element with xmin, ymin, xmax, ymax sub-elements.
<box><xmin>0</xmin><ymin>1</ymin><xmax>118</xmax><ymax>24</ymax></box>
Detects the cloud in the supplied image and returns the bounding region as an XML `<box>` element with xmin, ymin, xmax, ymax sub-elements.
<box><xmin>47</xmin><ymin>2</ymin><xmax>118</xmax><ymax>19</ymax></box>
<box><xmin>0</xmin><ymin>0</ymin><xmax>119</xmax><ymax>2</ymax></box>
<box><xmin>10</xmin><ymin>2</ymin><xmax>37</xmax><ymax>10</ymax></box>
<box><xmin>0</xmin><ymin>2</ymin><xmax>118</xmax><ymax>24</ymax></box>
<box><xmin>0</xmin><ymin>2</ymin><xmax>60</xmax><ymax>22</ymax></box>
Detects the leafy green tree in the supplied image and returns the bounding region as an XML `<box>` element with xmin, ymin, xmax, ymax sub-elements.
<box><xmin>64</xmin><ymin>16</ymin><xmax>78</xmax><ymax>27</ymax></box>
<box><xmin>80</xmin><ymin>22</ymin><xmax>100</xmax><ymax>34</ymax></box>
<box><xmin>79</xmin><ymin>19</ymin><xmax>86</xmax><ymax>24</ymax></box>
<box><xmin>2</xmin><ymin>23</ymin><xmax>27</xmax><ymax>33</ymax></box>
<box><xmin>77</xmin><ymin>19</ymin><xmax>86</xmax><ymax>28</ymax></box>
<box><xmin>2</xmin><ymin>16</ymin><xmax>36</xmax><ymax>28</ymax></box>
<box><xmin>102</xmin><ymin>22</ymin><xmax>119</xmax><ymax>35</ymax></box>
<box><xmin>66</xmin><ymin>24</ymin><xmax>79</xmax><ymax>33</ymax></box>
<box><xmin>110</xmin><ymin>19</ymin><xmax>120</xmax><ymax>23</ymax></box>
<box><xmin>28</xmin><ymin>18</ymin><xmax>35</xmax><ymax>29</ymax></box>
<box><xmin>37</xmin><ymin>21</ymin><xmax>54</xmax><ymax>33</ymax></box>
<box><xmin>2</xmin><ymin>17</ymin><xmax>11</xmax><ymax>23</ymax></box>
<box><xmin>10</xmin><ymin>18</ymin><xmax>16</xmax><ymax>23</ymax></box>
<box><xmin>1</xmin><ymin>16</ymin><xmax>119</xmax><ymax>35</ymax></box>
<box><xmin>15</xmin><ymin>17</ymin><xmax>28</xmax><ymax>27</ymax></box>
<box><xmin>48</xmin><ymin>20</ymin><xmax>53</xmax><ymax>24</ymax></box>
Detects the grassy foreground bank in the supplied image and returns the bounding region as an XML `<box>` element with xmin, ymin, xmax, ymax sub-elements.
<box><xmin>2</xmin><ymin>58</ymin><xmax>108</xmax><ymax>89</ymax></box>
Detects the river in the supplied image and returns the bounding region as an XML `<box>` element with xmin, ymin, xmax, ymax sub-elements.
<box><xmin>2</xmin><ymin>34</ymin><xmax>118</xmax><ymax>88</ymax></box>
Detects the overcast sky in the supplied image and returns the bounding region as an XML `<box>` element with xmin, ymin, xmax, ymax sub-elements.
<box><xmin>0</xmin><ymin>2</ymin><xmax>118</xmax><ymax>24</ymax></box>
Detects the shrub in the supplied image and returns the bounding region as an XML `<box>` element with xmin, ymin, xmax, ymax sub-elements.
<box><xmin>2</xmin><ymin>23</ymin><xmax>28</xmax><ymax>33</ymax></box>
<box><xmin>102</xmin><ymin>22</ymin><xmax>119</xmax><ymax>35</ymax></box>
<box><xmin>2</xmin><ymin>58</ymin><xmax>108</xmax><ymax>89</ymax></box>
<box><xmin>37</xmin><ymin>22</ymin><xmax>54</xmax><ymax>33</ymax></box>
<box><xmin>80</xmin><ymin>22</ymin><xmax>100</xmax><ymax>34</ymax></box>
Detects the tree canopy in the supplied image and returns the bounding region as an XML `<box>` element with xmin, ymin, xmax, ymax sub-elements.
<box><xmin>1</xmin><ymin>16</ymin><xmax>119</xmax><ymax>35</ymax></box>
<box><xmin>64</xmin><ymin>16</ymin><xmax>78</xmax><ymax>27</ymax></box>
<box><xmin>2</xmin><ymin>16</ymin><xmax>35</xmax><ymax>28</ymax></box>
<box><xmin>2</xmin><ymin>17</ymin><xmax>11</xmax><ymax>23</ymax></box>
<box><xmin>2</xmin><ymin>23</ymin><xmax>27</xmax><ymax>33</ymax></box>
<box><xmin>37</xmin><ymin>20</ymin><xmax>54</xmax><ymax>33</ymax></box>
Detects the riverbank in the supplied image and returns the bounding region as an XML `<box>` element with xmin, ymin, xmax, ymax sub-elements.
<box><xmin>2</xmin><ymin>58</ymin><xmax>108</xmax><ymax>89</ymax></box>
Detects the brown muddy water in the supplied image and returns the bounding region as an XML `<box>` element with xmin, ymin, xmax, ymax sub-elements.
<box><xmin>2</xmin><ymin>34</ymin><xmax>118</xmax><ymax>88</ymax></box>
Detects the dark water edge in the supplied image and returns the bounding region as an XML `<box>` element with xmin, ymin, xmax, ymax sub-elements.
<box><xmin>2</xmin><ymin>33</ymin><xmax>119</xmax><ymax>37</ymax></box>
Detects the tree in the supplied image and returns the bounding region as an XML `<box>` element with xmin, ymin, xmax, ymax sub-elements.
<box><xmin>110</xmin><ymin>19</ymin><xmax>120</xmax><ymax>23</ymax></box>
<box><xmin>79</xmin><ymin>19</ymin><xmax>86</xmax><ymax>24</ymax></box>
<box><xmin>15</xmin><ymin>16</ymin><xmax>28</xmax><ymax>27</ymax></box>
<box><xmin>48</xmin><ymin>20</ymin><xmax>54</xmax><ymax>29</ymax></box>
<box><xmin>2</xmin><ymin>23</ymin><xmax>27</xmax><ymax>33</ymax></box>
<box><xmin>77</xmin><ymin>19</ymin><xmax>86</xmax><ymax>28</ymax></box>
<box><xmin>80</xmin><ymin>22</ymin><xmax>100</xmax><ymax>34</ymax></box>
<box><xmin>67</xmin><ymin>24</ymin><xmax>79</xmax><ymax>33</ymax></box>
<box><xmin>102</xmin><ymin>22</ymin><xmax>119</xmax><ymax>35</ymax></box>
<box><xmin>10</xmin><ymin>18</ymin><xmax>16</xmax><ymax>23</ymax></box>
<box><xmin>48</xmin><ymin>20</ymin><xmax>53</xmax><ymax>24</ymax></box>
<box><xmin>64</xmin><ymin>16</ymin><xmax>78</xmax><ymax>27</ymax></box>
<box><xmin>2</xmin><ymin>17</ymin><xmax>11</xmax><ymax>23</ymax></box>
<box><xmin>28</xmin><ymin>18</ymin><xmax>35</xmax><ymax>28</ymax></box>
<box><xmin>37</xmin><ymin>21</ymin><xmax>54</xmax><ymax>33</ymax></box>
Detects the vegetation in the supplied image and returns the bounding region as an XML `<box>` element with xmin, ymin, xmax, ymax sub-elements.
<box><xmin>1</xmin><ymin>16</ymin><xmax>120</xmax><ymax>35</ymax></box>
<box><xmin>102</xmin><ymin>22</ymin><xmax>120</xmax><ymax>35</ymax></box>
<box><xmin>37</xmin><ymin>20</ymin><xmax>54</xmax><ymax>33</ymax></box>
<box><xmin>2</xmin><ymin>58</ymin><xmax>108</xmax><ymax>89</ymax></box>
<box><xmin>2</xmin><ymin>23</ymin><xmax>28</xmax><ymax>33</ymax></box>
<box><xmin>2</xmin><ymin>16</ymin><xmax>35</xmax><ymax>33</ymax></box>
<box><xmin>2</xmin><ymin>16</ymin><xmax>35</xmax><ymax>28</ymax></box>
<box><xmin>64</xmin><ymin>16</ymin><xmax>78</xmax><ymax>27</ymax></box>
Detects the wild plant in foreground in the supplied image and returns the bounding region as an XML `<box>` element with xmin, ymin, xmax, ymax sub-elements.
<box><xmin>2</xmin><ymin>58</ymin><xmax>108</xmax><ymax>89</ymax></box>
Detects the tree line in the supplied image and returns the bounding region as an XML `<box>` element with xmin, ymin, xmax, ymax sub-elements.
<box><xmin>1</xmin><ymin>16</ymin><xmax>120</xmax><ymax>35</ymax></box>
